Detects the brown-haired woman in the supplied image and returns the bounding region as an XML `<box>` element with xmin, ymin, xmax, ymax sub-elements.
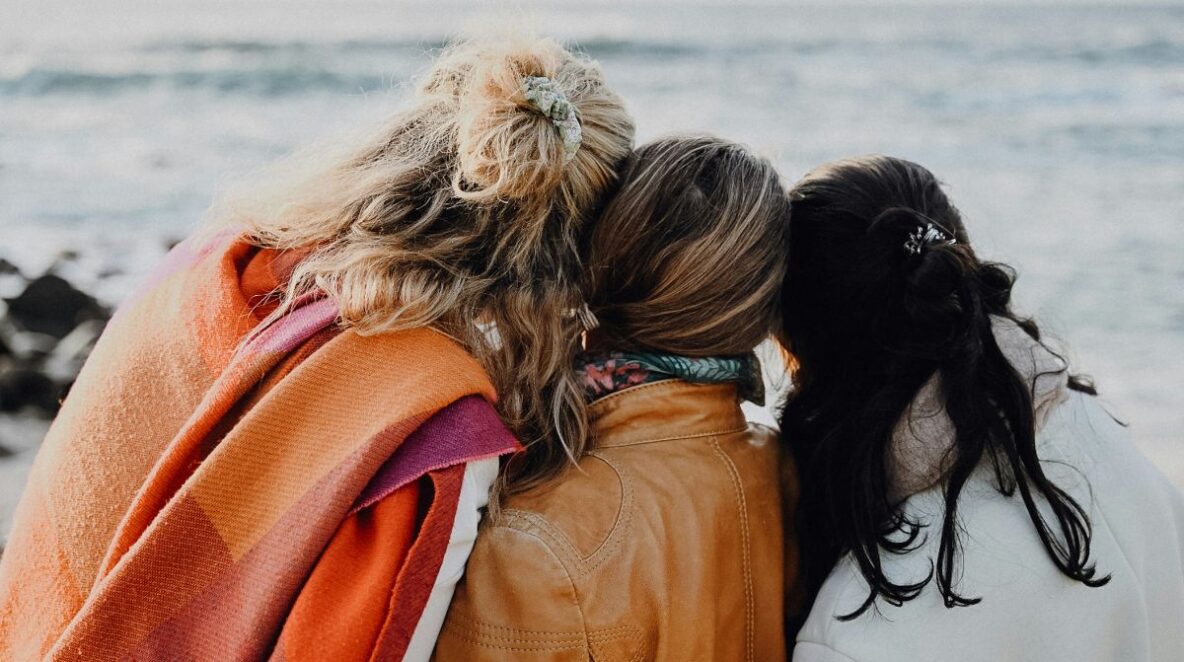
<box><xmin>435</xmin><ymin>136</ymin><xmax>798</xmax><ymax>661</ymax></box>
<box><xmin>0</xmin><ymin>36</ymin><xmax>633</xmax><ymax>661</ymax></box>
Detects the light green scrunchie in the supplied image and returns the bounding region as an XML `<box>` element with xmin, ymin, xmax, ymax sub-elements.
<box><xmin>522</xmin><ymin>75</ymin><xmax>583</xmax><ymax>163</ymax></box>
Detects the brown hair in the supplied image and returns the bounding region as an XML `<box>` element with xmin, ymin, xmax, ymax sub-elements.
<box><xmin>586</xmin><ymin>136</ymin><xmax>790</xmax><ymax>356</ymax></box>
<box><xmin>501</xmin><ymin>136</ymin><xmax>790</xmax><ymax>494</ymax></box>
<box><xmin>216</xmin><ymin>35</ymin><xmax>635</xmax><ymax>475</ymax></box>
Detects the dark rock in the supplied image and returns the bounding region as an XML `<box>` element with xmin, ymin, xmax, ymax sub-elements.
<box><xmin>0</xmin><ymin>368</ymin><xmax>60</xmax><ymax>415</ymax></box>
<box><xmin>4</xmin><ymin>274</ymin><xmax>109</xmax><ymax>339</ymax></box>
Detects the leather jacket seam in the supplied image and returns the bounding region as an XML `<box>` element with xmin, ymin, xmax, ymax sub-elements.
<box><xmin>445</xmin><ymin>612</ymin><xmax>586</xmax><ymax>641</ymax></box>
<box><xmin>436</xmin><ymin>632</ymin><xmax>586</xmax><ymax>653</ymax></box>
<box><xmin>459</xmin><ymin>521</ymin><xmax>592</xmax><ymax>652</ymax></box>
<box><xmin>586</xmin><ymin>378</ymin><xmax>704</xmax><ymax>409</ymax></box>
<box><xmin>597</xmin><ymin>424</ymin><xmax>749</xmax><ymax>448</ymax></box>
<box><xmin>588</xmin><ymin>624</ymin><xmax>648</xmax><ymax>661</ymax></box>
<box><xmin>499</xmin><ymin>456</ymin><xmax>634</xmax><ymax>576</ymax></box>
<box><xmin>586</xmin><ymin>624</ymin><xmax>638</xmax><ymax>636</ymax></box>
<box><xmin>711</xmin><ymin>438</ymin><xmax>756</xmax><ymax>662</ymax></box>
<box><xmin>572</xmin><ymin>452</ymin><xmax>633</xmax><ymax>576</ymax></box>
<box><xmin>498</xmin><ymin>511</ymin><xmax>586</xmax><ymax>570</ymax></box>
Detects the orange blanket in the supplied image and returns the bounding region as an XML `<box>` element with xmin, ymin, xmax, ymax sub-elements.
<box><xmin>0</xmin><ymin>233</ymin><xmax>517</xmax><ymax>660</ymax></box>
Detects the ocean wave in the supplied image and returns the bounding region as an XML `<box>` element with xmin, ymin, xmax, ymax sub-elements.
<box><xmin>138</xmin><ymin>36</ymin><xmax>916</xmax><ymax>60</ymax></box>
<box><xmin>145</xmin><ymin>36</ymin><xmax>724</xmax><ymax>59</ymax></box>
<box><xmin>1056</xmin><ymin>123</ymin><xmax>1184</xmax><ymax>158</ymax></box>
<box><xmin>4</xmin><ymin>33</ymin><xmax>1182</xmax><ymax>98</ymax></box>
<box><xmin>142</xmin><ymin>38</ymin><xmax>447</xmax><ymax>55</ymax></box>
<box><xmin>582</xmin><ymin>35</ymin><xmax>1184</xmax><ymax>65</ymax></box>
<box><xmin>0</xmin><ymin>66</ymin><xmax>389</xmax><ymax>96</ymax></box>
<box><xmin>150</xmin><ymin>34</ymin><xmax>1184</xmax><ymax>64</ymax></box>
<box><xmin>998</xmin><ymin>39</ymin><xmax>1184</xmax><ymax>66</ymax></box>
<box><xmin>1067</xmin><ymin>39</ymin><xmax>1184</xmax><ymax>65</ymax></box>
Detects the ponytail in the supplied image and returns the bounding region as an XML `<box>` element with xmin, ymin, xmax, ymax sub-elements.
<box><xmin>781</xmin><ymin>155</ymin><xmax>1108</xmax><ymax>619</ymax></box>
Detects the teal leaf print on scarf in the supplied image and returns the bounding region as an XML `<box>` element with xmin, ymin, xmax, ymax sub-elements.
<box><xmin>576</xmin><ymin>351</ymin><xmax>765</xmax><ymax>405</ymax></box>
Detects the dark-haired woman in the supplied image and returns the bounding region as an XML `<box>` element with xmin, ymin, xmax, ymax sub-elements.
<box><xmin>782</xmin><ymin>156</ymin><xmax>1184</xmax><ymax>662</ymax></box>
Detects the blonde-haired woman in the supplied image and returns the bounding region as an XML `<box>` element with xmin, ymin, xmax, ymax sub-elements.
<box><xmin>0</xmin><ymin>37</ymin><xmax>633</xmax><ymax>661</ymax></box>
<box><xmin>436</xmin><ymin>136</ymin><xmax>799</xmax><ymax>661</ymax></box>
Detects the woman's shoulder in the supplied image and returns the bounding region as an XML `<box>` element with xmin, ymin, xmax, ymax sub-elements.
<box><xmin>491</xmin><ymin>418</ymin><xmax>782</xmax><ymax>558</ymax></box>
<box><xmin>797</xmin><ymin>391</ymin><xmax>1184</xmax><ymax>662</ymax></box>
<box><xmin>1041</xmin><ymin>391</ymin><xmax>1184</xmax><ymax>578</ymax></box>
<box><xmin>487</xmin><ymin>451</ymin><xmax>627</xmax><ymax>570</ymax></box>
<box><xmin>796</xmin><ymin>479</ymin><xmax>1133</xmax><ymax>662</ymax></box>
<box><xmin>435</xmin><ymin>510</ymin><xmax>592</xmax><ymax>659</ymax></box>
<box><xmin>435</xmin><ymin>457</ymin><xmax>618</xmax><ymax>656</ymax></box>
<box><xmin>436</xmin><ymin>453</ymin><xmax>649</xmax><ymax>660</ymax></box>
<box><xmin>1038</xmin><ymin>391</ymin><xmax>1184</xmax><ymax>533</ymax></box>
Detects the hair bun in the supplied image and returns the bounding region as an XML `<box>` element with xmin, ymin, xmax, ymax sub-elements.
<box><xmin>452</xmin><ymin>39</ymin><xmax>577</xmax><ymax>202</ymax></box>
<box><xmin>899</xmin><ymin>247</ymin><xmax>977</xmax><ymax>358</ymax></box>
<box><xmin>867</xmin><ymin>206</ymin><xmax>975</xmax><ymax>357</ymax></box>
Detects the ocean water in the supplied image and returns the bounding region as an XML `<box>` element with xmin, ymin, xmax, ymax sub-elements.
<box><xmin>1</xmin><ymin>1</ymin><xmax>1182</xmax><ymax>475</ymax></box>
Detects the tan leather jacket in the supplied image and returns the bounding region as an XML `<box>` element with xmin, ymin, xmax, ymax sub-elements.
<box><xmin>434</xmin><ymin>380</ymin><xmax>794</xmax><ymax>661</ymax></box>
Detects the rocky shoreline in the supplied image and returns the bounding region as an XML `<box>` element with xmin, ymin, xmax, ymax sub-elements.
<box><xmin>0</xmin><ymin>256</ymin><xmax>110</xmax><ymax>420</ymax></box>
<box><xmin>0</xmin><ymin>256</ymin><xmax>111</xmax><ymax>540</ymax></box>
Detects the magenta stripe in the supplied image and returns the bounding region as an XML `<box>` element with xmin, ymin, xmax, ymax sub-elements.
<box><xmin>242</xmin><ymin>296</ymin><xmax>339</xmax><ymax>357</ymax></box>
<box><xmin>350</xmin><ymin>396</ymin><xmax>519</xmax><ymax>516</ymax></box>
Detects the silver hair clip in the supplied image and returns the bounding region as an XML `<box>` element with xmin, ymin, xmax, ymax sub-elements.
<box><xmin>904</xmin><ymin>223</ymin><xmax>956</xmax><ymax>256</ymax></box>
<box><xmin>576</xmin><ymin>303</ymin><xmax>600</xmax><ymax>332</ymax></box>
<box><xmin>522</xmin><ymin>76</ymin><xmax>583</xmax><ymax>163</ymax></box>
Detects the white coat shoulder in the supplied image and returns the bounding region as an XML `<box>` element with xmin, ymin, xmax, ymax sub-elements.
<box><xmin>795</xmin><ymin>393</ymin><xmax>1184</xmax><ymax>662</ymax></box>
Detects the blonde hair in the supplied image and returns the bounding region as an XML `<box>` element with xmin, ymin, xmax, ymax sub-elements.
<box><xmin>584</xmin><ymin>136</ymin><xmax>791</xmax><ymax>358</ymax></box>
<box><xmin>215</xmin><ymin>36</ymin><xmax>635</xmax><ymax>489</ymax></box>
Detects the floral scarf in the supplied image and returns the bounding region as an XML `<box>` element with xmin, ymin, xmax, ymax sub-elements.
<box><xmin>576</xmin><ymin>351</ymin><xmax>765</xmax><ymax>405</ymax></box>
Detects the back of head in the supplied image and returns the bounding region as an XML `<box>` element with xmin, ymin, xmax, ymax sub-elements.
<box><xmin>220</xmin><ymin>35</ymin><xmax>635</xmax><ymax>487</ymax></box>
<box><xmin>783</xmin><ymin>156</ymin><xmax>981</xmax><ymax>372</ymax></box>
<box><xmin>780</xmin><ymin>155</ymin><xmax>1106</xmax><ymax>621</ymax></box>
<box><xmin>584</xmin><ymin>136</ymin><xmax>790</xmax><ymax>357</ymax></box>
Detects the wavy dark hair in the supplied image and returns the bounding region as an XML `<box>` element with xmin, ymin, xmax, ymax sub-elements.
<box><xmin>779</xmin><ymin>155</ymin><xmax>1109</xmax><ymax>623</ymax></box>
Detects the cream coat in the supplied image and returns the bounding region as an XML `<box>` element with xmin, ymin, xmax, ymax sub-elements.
<box><xmin>795</xmin><ymin>388</ymin><xmax>1184</xmax><ymax>662</ymax></box>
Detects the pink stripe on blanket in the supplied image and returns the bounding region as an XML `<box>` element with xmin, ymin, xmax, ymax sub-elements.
<box><xmin>242</xmin><ymin>295</ymin><xmax>339</xmax><ymax>357</ymax></box>
<box><xmin>350</xmin><ymin>396</ymin><xmax>520</xmax><ymax>516</ymax></box>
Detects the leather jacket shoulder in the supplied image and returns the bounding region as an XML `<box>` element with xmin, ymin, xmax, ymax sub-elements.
<box><xmin>435</xmin><ymin>380</ymin><xmax>793</xmax><ymax>661</ymax></box>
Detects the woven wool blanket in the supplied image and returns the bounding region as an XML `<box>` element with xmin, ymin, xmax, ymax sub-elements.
<box><xmin>0</xmin><ymin>233</ymin><xmax>518</xmax><ymax>661</ymax></box>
